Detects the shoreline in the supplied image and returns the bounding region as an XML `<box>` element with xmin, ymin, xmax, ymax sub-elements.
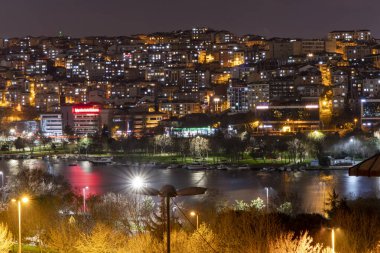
<box><xmin>0</xmin><ymin>153</ymin><xmax>352</xmax><ymax>172</ymax></box>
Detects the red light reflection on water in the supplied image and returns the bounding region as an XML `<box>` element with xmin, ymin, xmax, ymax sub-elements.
<box><xmin>66</xmin><ymin>165</ymin><xmax>102</xmax><ymax>196</ymax></box>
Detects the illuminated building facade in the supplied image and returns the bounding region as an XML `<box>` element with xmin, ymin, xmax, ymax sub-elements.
<box><xmin>62</xmin><ymin>104</ymin><xmax>102</xmax><ymax>135</ymax></box>
<box><xmin>35</xmin><ymin>93</ymin><xmax>60</xmax><ymax>112</ymax></box>
<box><xmin>345</xmin><ymin>46</ymin><xmax>371</xmax><ymax>62</ymax></box>
<box><xmin>219</xmin><ymin>50</ymin><xmax>245</xmax><ymax>67</ymax></box>
<box><xmin>254</xmin><ymin>104</ymin><xmax>320</xmax><ymax>133</ymax></box>
<box><xmin>40</xmin><ymin>114</ymin><xmax>63</xmax><ymax>137</ymax></box>
<box><xmin>159</xmin><ymin>101</ymin><xmax>201</xmax><ymax>116</ymax></box>
<box><xmin>292</xmin><ymin>40</ymin><xmax>327</xmax><ymax>55</ymax></box>
<box><xmin>227</xmin><ymin>84</ymin><xmax>249</xmax><ymax>112</ymax></box>
<box><xmin>360</xmin><ymin>99</ymin><xmax>380</xmax><ymax>130</ymax></box>
<box><xmin>168</xmin><ymin>127</ymin><xmax>215</xmax><ymax>137</ymax></box>
<box><xmin>247</xmin><ymin>82</ymin><xmax>270</xmax><ymax>109</ymax></box>
<box><xmin>112</xmin><ymin>112</ymin><xmax>167</xmax><ymax>137</ymax></box>
<box><xmin>269</xmin><ymin>77</ymin><xmax>297</xmax><ymax>101</ymax></box>
<box><xmin>328</xmin><ymin>30</ymin><xmax>372</xmax><ymax>42</ymax></box>
<box><xmin>362</xmin><ymin>74</ymin><xmax>380</xmax><ymax>97</ymax></box>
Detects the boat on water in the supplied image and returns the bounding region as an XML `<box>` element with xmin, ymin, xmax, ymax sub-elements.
<box><xmin>166</xmin><ymin>164</ymin><xmax>181</xmax><ymax>170</ymax></box>
<box><xmin>18</xmin><ymin>154</ymin><xmax>31</xmax><ymax>159</ymax></box>
<box><xmin>237</xmin><ymin>165</ymin><xmax>251</xmax><ymax>170</ymax></box>
<box><xmin>89</xmin><ymin>157</ymin><xmax>113</xmax><ymax>164</ymax></box>
<box><xmin>225</xmin><ymin>164</ymin><xmax>250</xmax><ymax>171</ymax></box>
<box><xmin>186</xmin><ymin>163</ymin><xmax>207</xmax><ymax>170</ymax></box>
<box><xmin>216</xmin><ymin>164</ymin><xmax>229</xmax><ymax>170</ymax></box>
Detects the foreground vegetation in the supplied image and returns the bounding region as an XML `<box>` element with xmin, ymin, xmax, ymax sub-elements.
<box><xmin>0</xmin><ymin>168</ymin><xmax>380</xmax><ymax>252</ymax></box>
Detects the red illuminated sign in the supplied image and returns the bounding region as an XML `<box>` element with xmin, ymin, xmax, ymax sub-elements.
<box><xmin>72</xmin><ymin>106</ymin><xmax>101</xmax><ymax>114</ymax></box>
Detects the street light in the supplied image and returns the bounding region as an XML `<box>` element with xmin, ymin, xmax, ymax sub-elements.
<box><xmin>190</xmin><ymin>211</ymin><xmax>199</xmax><ymax>230</ymax></box>
<box><xmin>131</xmin><ymin>176</ymin><xmax>145</xmax><ymax>190</ymax></box>
<box><xmin>136</xmin><ymin>184</ymin><xmax>207</xmax><ymax>253</ymax></box>
<box><xmin>12</xmin><ymin>196</ymin><xmax>29</xmax><ymax>253</ymax></box>
<box><xmin>0</xmin><ymin>171</ymin><xmax>4</xmax><ymax>203</ymax></box>
<box><xmin>324</xmin><ymin>227</ymin><xmax>338</xmax><ymax>253</ymax></box>
<box><xmin>265</xmin><ymin>187</ymin><xmax>269</xmax><ymax>212</ymax></box>
<box><xmin>349</xmin><ymin>138</ymin><xmax>357</xmax><ymax>163</ymax></box>
<box><xmin>82</xmin><ymin>186</ymin><xmax>89</xmax><ymax>213</ymax></box>
<box><xmin>332</xmin><ymin>228</ymin><xmax>335</xmax><ymax>253</ymax></box>
<box><xmin>0</xmin><ymin>171</ymin><xmax>3</xmax><ymax>188</ymax></box>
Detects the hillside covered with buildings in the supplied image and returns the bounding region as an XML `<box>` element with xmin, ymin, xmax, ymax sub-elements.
<box><xmin>0</xmin><ymin>28</ymin><xmax>379</xmax><ymax>138</ymax></box>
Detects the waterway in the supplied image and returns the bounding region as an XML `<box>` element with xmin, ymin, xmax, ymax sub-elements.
<box><xmin>1</xmin><ymin>159</ymin><xmax>379</xmax><ymax>213</ymax></box>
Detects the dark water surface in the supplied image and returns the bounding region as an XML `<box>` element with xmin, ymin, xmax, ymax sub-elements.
<box><xmin>1</xmin><ymin>159</ymin><xmax>379</xmax><ymax>213</ymax></box>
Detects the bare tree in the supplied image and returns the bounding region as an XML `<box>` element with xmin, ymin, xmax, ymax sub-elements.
<box><xmin>154</xmin><ymin>134</ymin><xmax>173</xmax><ymax>154</ymax></box>
<box><xmin>190</xmin><ymin>136</ymin><xmax>210</xmax><ymax>159</ymax></box>
<box><xmin>287</xmin><ymin>138</ymin><xmax>306</xmax><ymax>163</ymax></box>
<box><xmin>88</xmin><ymin>193</ymin><xmax>155</xmax><ymax>234</ymax></box>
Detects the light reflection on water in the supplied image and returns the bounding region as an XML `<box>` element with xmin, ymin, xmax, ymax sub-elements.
<box><xmin>0</xmin><ymin>159</ymin><xmax>379</xmax><ymax>213</ymax></box>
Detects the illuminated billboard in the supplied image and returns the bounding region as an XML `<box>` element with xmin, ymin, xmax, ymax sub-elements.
<box><xmin>72</xmin><ymin>105</ymin><xmax>101</xmax><ymax>115</ymax></box>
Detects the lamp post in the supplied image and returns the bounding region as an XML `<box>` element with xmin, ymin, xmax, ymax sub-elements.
<box><xmin>325</xmin><ymin>227</ymin><xmax>337</xmax><ymax>253</ymax></box>
<box><xmin>0</xmin><ymin>171</ymin><xmax>3</xmax><ymax>202</ymax></box>
<box><xmin>190</xmin><ymin>211</ymin><xmax>199</xmax><ymax>230</ymax></box>
<box><xmin>265</xmin><ymin>187</ymin><xmax>269</xmax><ymax>212</ymax></box>
<box><xmin>12</xmin><ymin>196</ymin><xmax>29</xmax><ymax>253</ymax></box>
<box><xmin>0</xmin><ymin>171</ymin><xmax>3</xmax><ymax>188</ymax></box>
<box><xmin>349</xmin><ymin>138</ymin><xmax>357</xmax><ymax>163</ymax></box>
<box><xmin>82</xmin><ymin>186</ymin><xmax>89</xmax><ymax>213</ymax></box>
<box><xmin>135</xmin><ymin>182</ymin><xmax>206</xmax><ymax>253</ymax></box>
<box><xmin>331</xmin><ymin>227</ymin><xmax>335</xmax><ymax>253</ymax></box>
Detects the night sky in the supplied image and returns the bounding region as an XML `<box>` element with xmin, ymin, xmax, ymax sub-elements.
<box><xmin>1</xmin><ymin>0</ymin><xmax>379</xmax><ymax>38</ymax></box>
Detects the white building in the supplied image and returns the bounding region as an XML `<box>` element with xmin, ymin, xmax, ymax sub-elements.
<box><xmin>40</xmin><ymin>114</ymin><xmax>63</xmax><ymax>137</ymax></box>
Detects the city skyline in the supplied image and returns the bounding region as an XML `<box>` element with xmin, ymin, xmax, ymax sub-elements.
<box><xmin>0</xmin><ymin>0</ymin><xmax>379</xmax><ymax>38</ymax></box>
<box><xmin>1</xmin><ymin>1</ymin><xmax>380</xmax><ymax>253</ymax></box>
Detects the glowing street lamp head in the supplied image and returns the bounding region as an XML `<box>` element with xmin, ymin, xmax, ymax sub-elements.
<box><xmin>190</xmin><ymin>211</ymin><xmax>196</xmax><ymax>216</ymax></box>
<box><xmin>131</xmin><ymin>176</ymin><xmax>145</xmax><ymax>189</ymax></box>
<box><xmin>21</xmin><ymin>196</ymin><xmax>29</xmax><ymax>203</ymax></box>
<box><xmin>11</xmin><ymin>196</ymin><xmax>29</xmax><ymax>203</ymax></box>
